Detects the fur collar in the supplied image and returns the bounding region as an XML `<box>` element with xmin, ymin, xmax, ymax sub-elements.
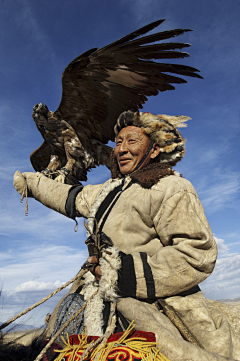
<box><xmin>130</xmin><ymin>162</ymin><xmax>176</xmax><ymax>188</ymax></box>
<box><xmin>110</xmin><ymin>151</ymin><xmax>177</xmax><ymax>188</ymax></box>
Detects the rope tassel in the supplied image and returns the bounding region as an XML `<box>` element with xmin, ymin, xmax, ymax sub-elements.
<box><xmin>54</xmin><ymin>321</ymin><xmax>170</xmax><ymax>361</ymax></box>
<box><xmin>20</xmin><ymin>185</ymin><xmax>28</xmax><ymax>216</ymax></box>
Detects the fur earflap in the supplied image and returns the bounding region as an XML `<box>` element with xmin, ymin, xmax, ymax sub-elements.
<box><xmin>114</xmin><ymin>110</ymin><xmax>190</xmax><ymax>166</ymax></box>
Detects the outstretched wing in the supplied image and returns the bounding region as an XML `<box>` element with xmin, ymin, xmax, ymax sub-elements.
<box><xmin>30</xmin><ymin>141</ymin><xmax>52</xmax><ymax>171</ymax></box>
<box><xmin>56</xmin><ymin>19</ymin><xmax>202</xmax><ymax>144</ymax></box>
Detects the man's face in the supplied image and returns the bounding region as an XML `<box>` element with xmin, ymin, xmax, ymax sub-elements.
<box><xmin>114</xmin><ymin>126</ymin><xmax>152</xmax><ymax>175</ymax></box>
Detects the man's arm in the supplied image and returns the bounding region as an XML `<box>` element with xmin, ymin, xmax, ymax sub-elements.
<box><xmin>116</xmin><ymin>189</ymin><xmax>217</xmax><ymax>300</ymax></box>
<box><xmin>13</xmin><ymin>171</ymin><xmax>73</xmax><ymax>216</ymax></box>
<box><xmin>13</xmin><ymin>171</ymin><xmax>103</xmax><ymax>219</ymax></box>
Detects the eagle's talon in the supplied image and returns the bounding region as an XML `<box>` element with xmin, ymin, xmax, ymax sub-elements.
<box><xmin>54</xmin><ymin>168</ymin><xmax>70</xmax><ymax>183</ymax></box>
<box><xmin>61</xmin><ymin>167</ymin><xmax>70</xmax><ymax>176</ymax></box>
<box><xmin>55</xmin><ymin>174</ymin><xmax>66</xmax><ymax>183</ymax></box>
<box><xmin>41</xmin><ymin>168</ymin><xmax>54</xmax><ymax>178</ymax></box>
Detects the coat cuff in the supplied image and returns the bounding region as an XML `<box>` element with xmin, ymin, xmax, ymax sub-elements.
<box><xmin>118</xmin><ymin>252</ymin><xmax>156</xmax><ymax>299</ymax></box>
<box><xmin>118</xmin><ymin>252</ymin><xmax>137</xmax><ymax>298</ymax></box>
<box><xmin>65</xmin><ymin>185</ymin><xmax>83</xmax><ymax>219</ymax></box>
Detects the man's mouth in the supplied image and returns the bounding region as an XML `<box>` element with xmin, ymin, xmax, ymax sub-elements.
<box><xmin>119</xmin><ymin>158</ymin><xmax>132</xmax><ymax>165</ymax></box>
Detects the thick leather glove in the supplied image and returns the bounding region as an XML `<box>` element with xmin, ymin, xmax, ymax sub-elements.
<box><xmin>13</xmin><ymin>171</ymin><xmax>72</xmax><ymax>215</ymax></box>
<box><xmin>13</xmin><ymin>170</ymin><xmax>31</xmax><ymax>197</ymax></box>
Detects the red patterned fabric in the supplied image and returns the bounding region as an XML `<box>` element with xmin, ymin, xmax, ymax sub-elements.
<box><xmin>69</xmin><ymin>330</ymin><xmax>156</xmax><ymax>345</ymax></box>
<box><xmin>60</xmin><ymin>331</ymin><xmax>156</xmax><ymax>361</ymax></box>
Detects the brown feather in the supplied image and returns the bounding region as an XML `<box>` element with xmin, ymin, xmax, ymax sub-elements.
<box><xmin>31</xmin><ymin>19</ymin><xmax>202</xmax><ymax>182</ymax></box>
<box><xmin>56</xmin><ymin>19</ymin><xmax>202</xmax><ymax>145</ymax></box>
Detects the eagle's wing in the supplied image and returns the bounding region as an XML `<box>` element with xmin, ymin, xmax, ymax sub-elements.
<box><xmin>30</xmin><ymin>141</ymin><xmax>52</xmax><ymax>172</ymax></box>
<box><xmin>56</xmin><ymin>19</ymin><xmax>202</xmax><ymax>144</ymax></box>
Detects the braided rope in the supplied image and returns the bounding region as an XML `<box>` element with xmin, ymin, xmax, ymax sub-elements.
<box><xmin>78</xmin><ymin>302</ymin><xmax>117</xmax><ymax>361</ymax></box>
<box><xmin>0</xmin><ymin>268</ymin><xmax>88</xmax><ymax>332</ymax></box>
<box><xmin>34</xmin><ymin>290</ymin><xmax>98</xmax><ymax>361</ymax></box>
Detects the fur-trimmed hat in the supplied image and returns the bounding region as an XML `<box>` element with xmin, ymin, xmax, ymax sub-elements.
<box><xmin>114</xmin><ymin>110</ymin><xmax>190</xmax><ymax>166</ymax></box>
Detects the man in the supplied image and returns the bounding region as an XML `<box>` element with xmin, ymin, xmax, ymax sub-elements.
<box><xmin>13</xmin><ymin>111</ymin><xmax>240</xmax><ymax>361</ymax></box>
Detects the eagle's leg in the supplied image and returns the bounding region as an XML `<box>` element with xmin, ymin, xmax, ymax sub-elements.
<box><xmin>41</xmin><ymin>149</ymin><xmax>65</xmax><ymax>179</ymax></box>
<box><xmin>55</xmin><ymin>133</ymin><xmax>87</xmax><ymax>183</ymax></box>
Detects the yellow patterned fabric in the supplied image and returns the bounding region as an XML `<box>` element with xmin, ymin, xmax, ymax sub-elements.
<box><xmin>55</xmin><ymin>323</ymin><xmax>170</xmax><ymax>361</ymax></box>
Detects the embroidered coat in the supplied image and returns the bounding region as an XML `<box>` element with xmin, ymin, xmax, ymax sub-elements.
<box><xmin>13</xmin><ymin>168</ymin><xmax>240</xmax><ymax>361</ymax></box>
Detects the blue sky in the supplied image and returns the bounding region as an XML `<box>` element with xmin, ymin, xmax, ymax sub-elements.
<box><xmin>0</xmin><ymin>0</ymin><xmax>239</xmax><ymax>328</ymax></box>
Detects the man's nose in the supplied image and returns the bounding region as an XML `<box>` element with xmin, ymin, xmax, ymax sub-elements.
<box><xmin>119</xmin><ymin>141</ymin><xmax>128</xmax><ymax>153</ymax></box>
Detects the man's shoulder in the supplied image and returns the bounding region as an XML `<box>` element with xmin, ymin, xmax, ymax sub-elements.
<box><xmin>151</xmin><ymin>174</ymin><xmax>197</xmax><ymax>195</ymax></box>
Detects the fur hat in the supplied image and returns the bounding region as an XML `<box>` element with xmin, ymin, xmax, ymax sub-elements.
<box><xmin>114</xmin><ymin>110</ymin><xmax>190</xmax><ymax>166</ymax></box>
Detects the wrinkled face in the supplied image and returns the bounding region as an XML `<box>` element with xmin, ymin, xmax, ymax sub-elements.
<box><xmin>114</xmin><ymin>126</ymin><xmax>153</xmax><ymax>175</ymax></box>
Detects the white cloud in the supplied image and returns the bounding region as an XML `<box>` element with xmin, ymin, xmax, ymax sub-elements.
<box><xmin>0</xmin><ymin>204</ymin><xmax>82</xmax><ymax>239</ymax></box>
<box><xmin>0</xmin><ymin>244</ymin><xmax>88</xmax><ymax>291</ymax></box>
<box><xmin>201</xmin><ymin>178</ymin><xmax>239</xmax><ymax>212</ymax></box>
<box><xmin>199</xmin><ymin>149</ymin><xmax>221</xmax><ymax>164</ymax></box>
<box><xmin>214</xmin><ymin>236</ymin><xmax>229</xmax><ymax>254</ymax></box>
<box><xmin>201</xmin><ymin>235</ymin><xmax>240</xmax><ymax>300</ymax></box>
<box><xmin>0</xmin><ymin>243</ymin><xmax>88</xmax><ymax>327</ymax></box>
<box><xmin>0</xmin><ymin>287</ymin><xmax>69</xmax><ymax>328</ymax></box>
<box><xmin>196</xmin><ymin>170</ymin><xmax>240</xmax><ymax>213</ymax></box>
<box><xmin>14</xmin><ymin>280</ymin><xmax>65</xmax><ymax>293</ymax></box>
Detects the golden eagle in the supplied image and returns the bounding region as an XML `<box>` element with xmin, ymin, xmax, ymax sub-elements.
<box><xmin>31</xmin><ymin>19</ymin><xmax>202</xmax><ymax>184</ymax></box>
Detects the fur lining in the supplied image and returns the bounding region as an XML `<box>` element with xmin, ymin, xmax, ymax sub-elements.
<box><xmin>99</xmin><ymin>246</ymin><xmax>121</xmax><ymax>302</ymax></box>
<box><xmin>110</xmin><ymin>160</ymin><xmax>177</xmax><ymax>188</ymax></box>
<box><xmin>84</xmin><ymin>173</ymin><xmax>123</xmax><ymax>335</ymax></box>
<box><xmin>84</xmin><ymin>272</ymin><xmax>104</xmax><ymax>336</ymax></box>
<box><xmin>86</xmin><ymin>178</ymin><xmax>123</xmax><ymax>237</ymax></box>
<box><xmin>84</xmin><ymin>246</ymin><xmax>121</xmax><ymax>336</ymax></box>
<box><xmin>130</xmin><ymin>163</ymin><xmax>175</xmax><ymax>188</ymax></box>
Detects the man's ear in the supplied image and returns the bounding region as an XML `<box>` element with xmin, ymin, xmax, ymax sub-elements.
<box><xmin>150</xmin><ymin>143</ymin><xmax>160</xmax><ymax>159</ymax></box>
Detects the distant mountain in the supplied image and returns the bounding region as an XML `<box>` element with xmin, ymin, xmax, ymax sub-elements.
<box><xmin>0</xmin><ymin>322</ymin><xmax>44</xmax><ymax>332</ymax></box>
<box><xmin>218</xmin><ymin>297</ymin><xmax>240</xmax><ymax>303</ymax></box>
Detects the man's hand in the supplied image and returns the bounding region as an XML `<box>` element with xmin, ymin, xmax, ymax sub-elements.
<box><xmin>13</xmin><ymin>171</ymin><xmax>27</xmax><ymax>196</ymax></box>
<box><xmin>87</xmin><ymin>256</ymin><xmax>102</xmax><ymax>281</ymax></box>
<box><xmin>13</xmin><ymin>171</ymin><xmax>39</xmax><ymax>197</ymax></box>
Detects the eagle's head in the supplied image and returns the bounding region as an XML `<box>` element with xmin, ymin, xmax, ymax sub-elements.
<box><xmin>32</xmin><ymin>103</ymin><xmax>49</xmax><ymax>119</ymax></box>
